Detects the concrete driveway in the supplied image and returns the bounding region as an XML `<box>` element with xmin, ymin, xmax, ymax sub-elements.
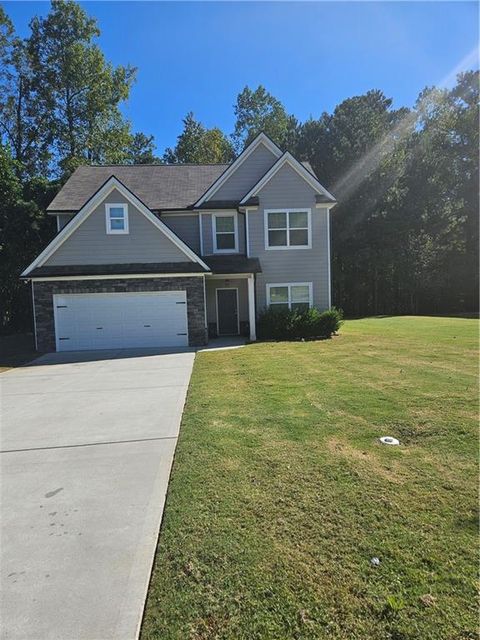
<box><xmin>1</xmin><ymin>348</ymin><xmax>195</xmax><ymax>640</ymax></box>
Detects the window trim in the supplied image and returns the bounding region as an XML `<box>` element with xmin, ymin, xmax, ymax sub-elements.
<box><xmin>212</xmin><ymin>212</ymin><xmax>239</xmax><ymax>254</ymax></box>
<box><xmin>266</xmin><ymin>282</ymin><xmax>313</xmax><ymax>310</ymax></box>
<box><xmin>106</xmin><ymin>203</ymin><xmax>129</xmax><ymax>235</ymax></box>
<box><xmin>264</xmin><ymin>208</ymin><xmax>312</xmax><ymax>250</ymax></box>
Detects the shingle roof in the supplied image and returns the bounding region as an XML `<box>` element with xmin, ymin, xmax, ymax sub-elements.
<box><xmin>22</xmin><ymin>262</ymin><xmax>208</xmax><ymax>278</ymax></box>
<box><xmin>47</xmin><ymin>160</ymin><xmax>326</xmax><ymax>213</ymax></box>
<box><xmin>197</xmin><ymin>197</ymin><xmax>259</xmax><ymax>210</ymax></box>
<box><xmin>203</xmin><ymin>255</ymin><xmax>262</xmax><ymax>274</ymax></box>
<box><xmin>315</xmin><ymin>194</ymin><xmax>334</xmax><ymax>204</ymax></box>
<box><xmin>22</xmin><ymin>257</ymin><xmax>263</xmax><ymax>278</ymax></box>
<box><xmin>47</xmin><ymin>164</ymin><xmax>230</xmax><ymax>212</ymax></box>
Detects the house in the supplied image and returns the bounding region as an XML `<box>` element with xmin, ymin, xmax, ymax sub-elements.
<box><xmin>21</xmin><ymin>133</ymin><xmax>336</xmax><ymax>352</ymax></box>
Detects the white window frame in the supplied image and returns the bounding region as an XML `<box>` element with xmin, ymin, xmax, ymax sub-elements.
<box><xmin>264</xmin><ymin>208</ymin><xmax>312</xmax><ymax>250</ymax></box>
<box><xmin>105</xmin><ymin>203</ymin><xmax>129</xmax><ymax>235</ymax></box>
<box><xmin>266</xmin><ymin>282</ymin><xmax>313</xmax><ymax>310</ymax></box>
<box><xmin>212</xmin><ymin>212</ymin><xmax>238</xmax><ymax>254</ymax></box>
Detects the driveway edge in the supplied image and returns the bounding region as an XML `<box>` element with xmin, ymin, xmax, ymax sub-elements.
<box><xmin>116</xmin><ymin>359</ymin><xmax>194</xmax><ymax>640</ymax></box>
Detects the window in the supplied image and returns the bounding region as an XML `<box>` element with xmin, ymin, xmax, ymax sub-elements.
<box><xmin>267</xmin><ymin>283</ymin><xmax>313</xmax><ymax>311</ymax></box>
<box><xmin>213</xmin><ymin>213</ymin><xmax>238</xmax><ymax>253</ymax></box>
<box><xmin>265</xmin><ymin>209</ymin><xmax>311</xmax><ymax>249</ymax></box>
<box><xmin>106</xmin><ymin>203</ymin><xmax>129</xmax><ymax>234</ymax></box>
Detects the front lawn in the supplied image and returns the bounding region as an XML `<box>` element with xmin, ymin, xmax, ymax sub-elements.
<box><xmin>141</xmin><ymin>316</ymin><xmax>479</xmax><ymax>640</ymax></box>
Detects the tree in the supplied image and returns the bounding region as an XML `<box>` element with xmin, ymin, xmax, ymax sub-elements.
<box><xmin>294</xmin><ymin>115</ymin><xmax>331</xmax><ymax>185</ymax></box>
<box><xmin>297</xmin><ymin>79</ymin><xmax>478</xmax><ymax>317</ymax></box>
<box><xmin>0</xmin><ymin>8</ymin><xmax>52</xmax><ymax>177</ymax></box>
<box><xmin>27</xmin><ymin>0</ymin><xmax>137</xmax><ymax>176</ymax></box>
<box><xmin>1</xmin><ymin>2</ymin><xmax>159</xmax><ymax>177</ymax></box>
<box><xmin>301</xmin><ymin>91</ymin><xmax>414</xmax><ymax>315</ymax></box>
<box><xmin>0</xmin><ymin>144</ymin><xmax>55</xmax><ymax>331</ymax></box>
<box><xmin>452</xmin><ymin>71</ymin><xmax>479</xmax><ymax>311</ymax></box>
<box><xmin>232</xmin><ymin>85</ymin><xmax>298</xmax><ymax>153</ymax></box>
<box><xmin>163</xmin><ymin>112</ymin><xmax>233</xmax><ymax>163</ymax></box>
<box><xmin>401</xmin><ymin>71</ymin><xmax>479</xmax><ymax>312</ymax></box>
<box><xmin>125</xmin><ymin>132</ymin><xmax>160</xmax><ymax>164</ymax></box>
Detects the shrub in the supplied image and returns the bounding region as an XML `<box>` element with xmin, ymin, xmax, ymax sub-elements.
<box><xmin>257</xmin><ymin>306</ymin><xmax>343</xmax><ymax>341</ymax></box>
<box><xmin>318</xmin><ymin>306</ymin><xmax>344</xmax><ymax>335</ymax></box>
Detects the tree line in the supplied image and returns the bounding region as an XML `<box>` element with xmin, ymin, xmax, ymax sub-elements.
<box><xmin>0</xmin><ymin>0</ymin><xmax>478</xmax><ymax>332</ymax></box>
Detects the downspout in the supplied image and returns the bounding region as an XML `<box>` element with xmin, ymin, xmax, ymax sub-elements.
<box><xmin>202</xmin><ymin>274</ymin><xmax>208</xmax><ymax>344</ymax></box>
<box><xmin>327</xmin><ymin>209</ymin><xmax>332</xmax><ymax>309</ymax></box>
<box><xmin>31</xmin><ymin>280</ymin><xmax>38</xmax><ymax>351</ymax></box>
<box><xmin>244</xmin><ymin>212</ymin><xmax>248</xmax><ymax>256</ymax></box>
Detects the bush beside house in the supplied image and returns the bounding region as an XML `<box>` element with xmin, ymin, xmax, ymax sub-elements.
<box><xmin>257</xmin><ymin>307</ymin><xmax>343</xmax><ymax>341</ymax></box>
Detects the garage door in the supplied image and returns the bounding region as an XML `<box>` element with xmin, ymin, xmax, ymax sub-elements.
<box><xmin>53</xmin><ymin>292</ymin><xmax>188</xmax><ymax>351</ymax></box>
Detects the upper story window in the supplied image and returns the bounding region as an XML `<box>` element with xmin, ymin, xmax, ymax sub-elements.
<box><xmin>265</xmin><ymin>208</ymin><xmax>311</xmax><ymax>250</ymax></box>
<box><xmin>106</xmin><ymin>203</ymin><xmax>129</xmax><ymax>234</ymax></box>
<box><xmin>213</xmin><ymin>213</ymin><xmax>238</xmax><ymax>253</ymax></box>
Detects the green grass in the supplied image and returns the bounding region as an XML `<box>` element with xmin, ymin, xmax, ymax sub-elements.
<box><xmin>141</xmin><ymin>316</ymin><xmax>479</xmax><ymax>640</ymax></box>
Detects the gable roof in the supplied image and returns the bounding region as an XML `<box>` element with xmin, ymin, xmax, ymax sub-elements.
<box><xmin>193</xmin><ymin>132</ymin><xmax>282</xmax><ymax>207</ymax></box>
<box><xmin>239</xmin><ymin>152</ymin><xmax>336</xmax><ymax>205</ymax></box>
<box><xmin>23</xmin><ymin>176</ymin><xmax>210</xmax><ymax>277</ymax></box>
<box><xmin>46</xmin><ymin>133</ymin><xmax>331</xmax><ymax>215</ymax></box>
<box><xmin>47</xmin><ymin>164</ymin><xmax>229</xmax><ymax>212</ymax></box>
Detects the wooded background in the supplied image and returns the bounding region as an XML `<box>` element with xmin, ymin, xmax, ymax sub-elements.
<box><xmin>1</xmin><ymin>1</ymin><xmax>478</xmax><ymax>333</ymax></box>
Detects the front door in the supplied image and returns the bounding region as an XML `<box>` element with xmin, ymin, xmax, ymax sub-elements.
<box><xmin>216</xmin><ymin>289</ymin><xmax>239</xmax><ymax>336</ymax></box>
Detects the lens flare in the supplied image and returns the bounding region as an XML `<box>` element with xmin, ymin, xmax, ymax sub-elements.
<box><xmin>331</xmin><ymin>46</ymin><xmax>478</xmax><ymax>203</ymax></box>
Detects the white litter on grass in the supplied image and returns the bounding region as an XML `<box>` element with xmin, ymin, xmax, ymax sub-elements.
<box><xmin>379</xmin><ymin>436</ymin><xmax>400</xmax><ymax>445</ymax></box>
<box><xmin>370</xmin><ymin>557</ymin><xmax>381</xmax><ymax>566</ymax></box>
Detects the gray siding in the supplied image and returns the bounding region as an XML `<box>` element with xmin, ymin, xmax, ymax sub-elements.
<box><xmin>212</xmin><ymin>143</ymin><xmax>277</xmax><ymax>201</ymax></box>
<box><xmin>238</xmin><ymin>213</ymin><xmax>246</xmax><ymax>255</ymax></box>
<box><xmin>200</xmin><ymin>212</ymin><xmax>245</xmax><ymax>256</ymax></box>
<box><xmin>201</xmin><ymin>214</ymin><xmax>213</xmax><ymax>255</ymax></box>
<box><xmin>161</xmin><ymin>214</ymin><xmax>200</xmax><ymax>254</ymax></box>
<box><xmin>45</xmin><ymin>188</ymin><xmax>190</xmax><ymax>266</ymax></box>
<box><xmin>248</xmin><ymin>163</ymin><xmax>330</xmax><ymax>312</ymax></box>
<box><xmin>57</xmin><ymin>214</ymin><xmax>74</xmax><ymax>231</ymax></box>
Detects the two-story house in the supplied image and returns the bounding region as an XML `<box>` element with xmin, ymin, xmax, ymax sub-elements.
<box><xmin>21</xmin><ymin>133</ymin><xmax>336</xmax><ymax>352</ymax></box>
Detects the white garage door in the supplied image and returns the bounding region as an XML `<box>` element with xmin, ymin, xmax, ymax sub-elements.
<box><xmin>53</xmin><ymin>291</ymin><xmax>188</xmax><ymax>351</ymax></box>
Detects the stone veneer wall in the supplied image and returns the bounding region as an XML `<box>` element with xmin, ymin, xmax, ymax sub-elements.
<box><xmin>33</xmin><ymin>276</ymin><xmax>207</xmax><ymax>352</ymax></box>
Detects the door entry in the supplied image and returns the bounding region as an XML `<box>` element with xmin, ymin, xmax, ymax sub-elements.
<box><xmin>216</xmin><ymin>289</ymin><xmax>239</xmax><ymax>335</ymax></box>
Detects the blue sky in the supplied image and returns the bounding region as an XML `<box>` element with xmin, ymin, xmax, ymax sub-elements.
<box><xmin>4</xmin><ymin>1</ymin><xmax>479</xmax><ymax>154</ymax></box>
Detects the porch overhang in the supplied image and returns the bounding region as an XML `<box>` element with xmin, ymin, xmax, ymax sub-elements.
<box><xmin>203</xmin><ymin>255</ymin><xmax>261</xmax><ymax>275</ymax></box>
<box><xmin>203</xmin><ymin>256</ymin><xmax>259</xmax><ymax>342</ymax></box>
<box><xmin>197</xmin><ymin>196</ymin><xmax>259</xmax><ymax>211</ymax></box>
